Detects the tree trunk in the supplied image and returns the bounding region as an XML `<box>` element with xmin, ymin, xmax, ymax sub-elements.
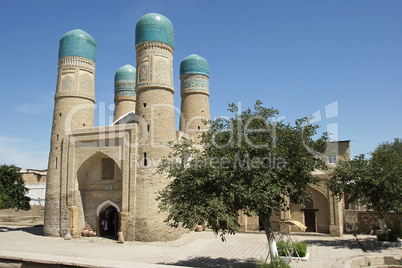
<box><xmin>378</xmin><ymin>217</ymin><xmax>388</xmax><ymax>234</ymax></box>
<box><xmin>261</xmin><ymin>216</ymin><xmax>278</xmax><ymax>263</ymax></box>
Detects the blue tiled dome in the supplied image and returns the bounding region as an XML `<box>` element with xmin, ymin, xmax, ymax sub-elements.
<box><xmin>58</xmin><ymin>29</ymin><xmax>97</xmax><ymax>62</ymax></box>
<box><xmin>135</xmin><ymin>13</ymin><xmax>174</xmax><ymax>47</ymax></box>
<box><xmin>115</xmin><ymin>64</ymin><xmax>136</xmax><ymax>83</ymax></box>
<box><xmin>180</xmin><ymin>54</ymin><xmax>209</xmax><ymax>77</ymax></box>
<box><xmin>114</xmin><ymin>64</ymin><xmax>136</xmax><ymax>98</ymax></box>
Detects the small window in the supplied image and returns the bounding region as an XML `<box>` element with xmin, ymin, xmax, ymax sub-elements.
<box><xmin>328</xmin><ymin>154</ymin><xmax>337</xmax><ymax>164</ymax></box>
<box><xmin>56</xmin><ymin>134</ymin><xmax>59</xmax><ymax>141</ymax></box>
<box><xmin>147</xmin><ymin>125</ymin><xmax>150</xmax><ymax>132</ymax></box>
<box><xmin>55</xmin><ymin>157</ymin><xmax>58</xmax><ymax>169</ymax></box>
<box><xmin>198</xmin><ymin>126</ymin><xmax>200</xmax><ymax>130</ymax></box>
<box><xmin>143</xmin><ymin>103</ymin><xmax>147</xmax><ymax>108</ymax></box>
<box><xmin>59</xmin><ymin>113</ymin><xmax>62</xmax><ymax>117</ymax></box>
<box><xmin>102</xmin><ymin>158</ymin><xmax>115</xmax><ymax>180</ymax></box>
<box><xmin>144</xmin><ymin>153</ymin><xmax>147</xmax><ymax>166</ymax></box>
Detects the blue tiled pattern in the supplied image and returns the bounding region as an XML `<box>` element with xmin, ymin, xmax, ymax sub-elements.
<box><xmin>59</xmin><ymin>30</ymin><xmax>97</xmax><ymax>62</ymax></box>
<box><xmin>139</xmin><ymin>65</ymin><xmax>148</xmax><ymax>82</ymax></box>
<box><xmin>180</xmin><ymin>54</ymin><xmax>209</xmax><ymax>77</ymax></box>
<box><xmin>155</xmin><ymin>59</ymin><xmax>168</xmax><ymax>82</ymax></box>
<box><xmin>181</xmin><ymin>77</ymin><xmax>209</xmax><ymax>93</ymax></box>
<box><xmin>115</xmin><ymin>83</ymin><xmax>136</xmax><ymax>97</ymax></box>
<box><xmin>135</xmin><ymin>13</ymin><xmax>174</xmax><ymax>47</ymax></box>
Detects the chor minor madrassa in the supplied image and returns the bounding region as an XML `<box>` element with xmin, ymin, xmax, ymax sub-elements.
<box><xmin>44</xmin><ymin>13</ymin><xmax>348</xmax><ymax>241</ymax></box>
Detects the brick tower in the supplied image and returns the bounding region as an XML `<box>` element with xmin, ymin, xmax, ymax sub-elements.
<box><xmin>134</xmin><ymin>13</ymin><xmax>181</xmax><ymax>241</ymax></box>
<box><xmin>113</xmin><ymin>64</ymin><xmax>136</xmax><ymax>122</ymax></box>
<box><xmin>44</xmin><ymin>29</ymin><xmax>97</xmax><ymax>236</ymax></box>
<box><xmin>179</xmin><ymin>54</ymin><xmax>210</xmax><ymax>144</ymax></box>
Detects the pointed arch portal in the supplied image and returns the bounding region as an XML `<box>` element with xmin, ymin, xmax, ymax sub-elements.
<box><xmin>97</xmin><ymin>200</ymin><xmax>120</xmax><ymax>238</ymax></box>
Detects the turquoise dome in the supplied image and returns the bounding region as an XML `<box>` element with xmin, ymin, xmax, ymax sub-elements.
<box><xmin>180</xmin><ymin>54</ymin><xmax>209</xmax><ymax>77</ymax></box>
<box><xmin>115</xmin><ymin>64</ymin><xmax>136</xmax><ymax>82</ymax></box>
<box><xmin>135</xmin><ymin>13</ymin><xmax>174</xmax><ymax>47</ymax></box>
<box><xmin>59</xmin><ymin>29</ymin><xmax>97</xmax><ymax>62</ymax></box>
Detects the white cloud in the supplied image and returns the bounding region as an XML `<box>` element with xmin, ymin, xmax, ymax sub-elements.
<box><xmin>0</xmin><ymin>135</ymin><xmax>48</xmax><ymax>169</ymax></box>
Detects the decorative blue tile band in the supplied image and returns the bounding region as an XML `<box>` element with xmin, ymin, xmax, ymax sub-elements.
<box><xmin>181</xmin><ymin>76</ymin><xmax>209</xmax><ymax>93</ymax></box>
<box><xmin>114</xmin><ymin>83</ymin><xmax>136</xmax><ymax>97</ymax></box>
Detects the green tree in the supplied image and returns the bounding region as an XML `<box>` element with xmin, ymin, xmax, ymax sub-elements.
<box><xmin>0</xmin><ymin>164</ymin><xmax>30</xmax><ymax>210</ymax></box>
<box><xmin>328</xmin><ymin>138</ymin><xmax>402</xmax><ymax>232</ymax></box>
<box><xmin>157</xmin><ymin>101</ymin><xmax>328</xmax><ymax>261</ymax></box>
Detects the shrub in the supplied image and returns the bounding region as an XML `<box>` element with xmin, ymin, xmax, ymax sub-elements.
<box><xmin>377</xmin><ymin>220</ymin><xmax>402</xmax><ymax>242</ymax></box>
<box><xmin>256</xmin><ymin>258</ymin><xmax>290</xmax><ymax>268</ymax></box>
<box><xmin>277</xmin><ymin>241</ymin><xmax>307</xmax><ymax>257</ymax></box>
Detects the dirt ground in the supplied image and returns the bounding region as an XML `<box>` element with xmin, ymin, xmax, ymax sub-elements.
<box><xmin>0</xmin><ymin>205</ymin><xmax>44</xmax><ymax>226</ymax></box>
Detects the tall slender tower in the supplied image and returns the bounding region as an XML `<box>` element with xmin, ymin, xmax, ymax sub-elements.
<box><xmin>134</xmin><ymin>13</ymin><xmax>181</xmax><ymax>241</ymax></box>
<box><xmin>44</xmin><ymin>29</ymin><xmax>96</xmax><ymax>236</ymax></box>
<box><xmin>113</xmin><ymin>64</ymin><xmax>136</xmax><ymax>121</ymax></box>
<box><xmin>179</xmin><ymin>54</ymin><xmax>210</xmax><ymax>144</ymax></box>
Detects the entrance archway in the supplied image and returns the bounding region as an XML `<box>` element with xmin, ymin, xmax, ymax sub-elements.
<box><xmin>96</xmin><ymin>200</ymin><xmax>120</xmax><ymax>238</ymax></box>
<box><xmin>99</xmin><ymin>205</ymin><xmax>118</xmax><ymax>237</ymax></box>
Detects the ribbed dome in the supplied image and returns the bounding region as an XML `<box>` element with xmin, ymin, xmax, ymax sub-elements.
<box><xmin>115</xmin><ymin>64</ymin><xmax>136</xmax><ymax>83</ymax></box>
<box><xmin>135</xmin><ymin>13</ymin><xmax>174</xmax><ymax>47</ymax></box>
<box><xmin>58</xmin><ymin>29</ymin><xmax>97</xmax><ymax>62</ymax></box>
<box><xmin>180</xmin><ymin>54</ymin><xmax>209</xmax><ymax>77</ymax></box>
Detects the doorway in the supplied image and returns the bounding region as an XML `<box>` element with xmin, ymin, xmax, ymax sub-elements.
<box><xmin>99</xmin><ymin>205</ymin><xmax>118</xmax><ymax>238</ymax></box>
<box><xmin>302</xmin><ymin>209</ymin><xmax>318</xmax><ymax>232</ymax></box>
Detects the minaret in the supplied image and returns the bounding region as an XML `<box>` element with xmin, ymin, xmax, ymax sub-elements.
<box><xmin>44</xmin><ymin>29</ymin><xmax>96</xmax><ymax>236</ymax></box>
<box><xmin>113</xmin><ymin>64</ymin><xmax>136</xmax><ymax>122</ymax></box>
<box><xmin>179</xmin><ymin>54</ymin><xmax>210</xmax><ymax>144</ymax></box>
<box><xmin>134</xmin><ymin>13</ymin><xmax>181</xmax><ymax>241</ymax></box>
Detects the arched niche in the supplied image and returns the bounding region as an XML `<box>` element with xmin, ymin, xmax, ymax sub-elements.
<box><xmin>290</xmin><ymin>185</ymin><xmax>330</xmax><ymax>233</ymax></box>
<box><xmin>96</xmin><ymin>200</ymin><xmax>121</xmax><ymax>216</ymax></box>
<box><xmin>77</xmin><ymin>151</ymin><xmax>122</xmax><ymax>187</ymax></box>
<box><xmin>76</xmin><ymin>151</ymin><xmax>123</xmax><ymax>231</ymax></box>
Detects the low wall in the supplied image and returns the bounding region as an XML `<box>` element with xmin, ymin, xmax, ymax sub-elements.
<box><xmin>344</xmin><ymin>210</ymin><xmax>402</xmax><ymax>234</ymax></box>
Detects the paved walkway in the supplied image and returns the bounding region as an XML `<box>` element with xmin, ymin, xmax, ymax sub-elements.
<box><xmin>0</xmin><ymin>225</ymin><xmax>400</xmax><ymax>267</ymax></box>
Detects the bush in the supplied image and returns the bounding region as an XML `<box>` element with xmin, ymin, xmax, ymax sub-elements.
<box><xmin>377</xmin><ymin>220</ymin><xmax>402</xmax><ymax>242</ymax></box>
<box><xmin>256</xmin><ymin>258</ymin><xmax>290</xmax><ymax>268</ymax></box>
<box><xmin>277</xmin><ymin>241</ymin><xmax>307</xmax><ymax>257</ymax></box>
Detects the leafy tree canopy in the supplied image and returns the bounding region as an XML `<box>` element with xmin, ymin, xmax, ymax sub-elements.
<box><xmin>328</xmin><ymin>138</ymin><xmax>402</xmax><ymax>215</ymax></box>
<box><xmin>157</xmin><ymin>101</ymin><xmax>328</xmax><ymax>248</ymax></box>
<box><xmin>0</xmin><ymin>164</ymin><xmax>30</xmax><ymax>211</ymax></box>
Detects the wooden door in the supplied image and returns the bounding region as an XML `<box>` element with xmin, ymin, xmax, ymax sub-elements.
<box><xmin>304</xmin><ymin>210</ymin><xmax>316</xmax><ymax>232</ymax></box>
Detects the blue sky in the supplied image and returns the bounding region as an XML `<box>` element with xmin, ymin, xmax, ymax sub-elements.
<box><xmin>0</xmin><ymin>0</ymin><xmax>401</xmax><ymax>169</ymax></box>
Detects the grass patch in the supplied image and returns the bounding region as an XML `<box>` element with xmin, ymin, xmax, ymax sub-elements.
<box><xmin>256</xmin><ymin>258</ymin><xmax>290</xmax><ymax>268</ymax></box>
<box><xmin>277</xmin><ymin>241</ymin><xmax>307</xmax><ymax>257</ymax></box>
